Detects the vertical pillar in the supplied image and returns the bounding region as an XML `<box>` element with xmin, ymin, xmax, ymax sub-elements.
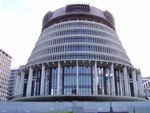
<box><xmin>110</xmin><ymin>63</ymin><xmax>115</xmax><ymax>95</ymax></box>
<box><xmin>76</xmin><ymin>60</ymin><xmax>79</xmax><ymax>94</ymax></box>
<box><xmin>103</xmin><ymin>67</ymin><xmax>107</xmax><ymax>95</ymax></box>
<box><xmin>15</xmin><ymin>74</ymin><xmax>20</xmax><ymax>96</ymax></box>
<box><xmin>101</xmin><ymin>68</ymin><xmax>104</xmax><ymax>95</ymax></box>
<box><xmin>138</xmin><ymin>73</ymin><xmax>144</xmax><ymax>96</ymax></box>
<box><xmin>19</xmin><ymin>71</ymin><xmax>25</xmax><ymax>95</ymax></box>
<box><xmin>59</xmin><ymin>64</ymin><xmax>62</xmax><ymax>95</ymax></box>
<box><xmin>106</xmin><ymin>67</ymin><xmax>110</xmax><ymax>95</ymax></box>
<box><xmin>123</xmin><ymin>66</ymin><xmax>129</xmax><ymax>96</ymax></box>
<box><xmin>132</xmin><ymin>69</ymin><xmax>138</xmax><ymax>97</ymax></box>
<box><xmin>40</xmin><ymin>64</ymin><xmax>45</xmax><ymax>95</ymax></box>
<box><xmin>26</xmin><ymin>67</ymin><xmax>33</xmax><ymax>97</ymax></box>
<box><xmin>57</xmin><ymin>62</ymin><xmax>60</xmax><ymax>95</ymax></box>
<box><xmin>94</xmin><ymin>61</ymin><xmax>98</xmax><ymax>95</ymax></box>
<box><xmin>119</xmin><ymin>70</ymin><xmax>123</xmax><ymax>96</ymax></box>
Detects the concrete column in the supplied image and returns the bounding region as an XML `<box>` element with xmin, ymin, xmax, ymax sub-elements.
<box><xmin>15</xmin><ymin>74</ymin><xmax>20</xmax><ymax>96</ymax></box>
<box><xmin>19</xmin><ymin>71</ymin><xmax>25</xmax><ymax>95</ymax></box>
<box><xmin>119</xmin><ymin>70</ymin><xmax>123</xmax><ymax>96</ymax></box>
<box><xmin>40</xmin><ymin>64</ymin><xmax>45</xmax><ymax>95</ymax></box>
<box><xmin>59</xmin><ymin>65</ymin><xmax>62</xmax><ymax>95</ymax></box>
<box><xmin>57</xmin><ymin>62</ymin><xmax>60</xmax><ymax>95</ymax></box>
<box><xmin>138</xmin><ymin>73</ymin><xmax>144</xmax><ymax>96</ymax></box>
<box><xmin>106</xmin><ymin>67</ymin><xmax>110</xmax><ymax>95</ymax></box>
<box><xmin>123</xmin><ymin>66</ymin><xmax>129</xmax><ymax>96</ymax></box>
<box><xmin>132</xmin><ymin>69</ymin><xmax>138</xmax><ymax>97</ymax></box>
<box><xmin>101</xmin><ymin>68</ymin><xmax>104</xmax><ymax>95</ymax></box>
<box><xmin>110</xmin><ymin>63</ymin><xmax>115</xmax><ymax>95</ymax></box>
<box><xmin>94</xmin><ymin>61</ymin><xmax>98</xmax><ymax>95</ymax></box>
<box><xmin>26</xmin><ymin>67</ymin><xmax>33</xmax><ymax>97</ymax></box>
<box><xmin>76</xmin><ymin>60</ymin><xmax>79</xmax><ymax>94</ymax></box>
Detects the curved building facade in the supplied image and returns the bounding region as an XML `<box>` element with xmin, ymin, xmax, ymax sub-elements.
<box><xmin>14</xmin><ymin>4</ymin><xmax>144</xmax><ymax>101</ymax></box>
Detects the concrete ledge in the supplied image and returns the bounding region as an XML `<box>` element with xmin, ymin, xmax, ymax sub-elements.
<box><xmin>10</xmin><ymin>95</ymin><xmax>147</xmax><ymax>102</ymax></box>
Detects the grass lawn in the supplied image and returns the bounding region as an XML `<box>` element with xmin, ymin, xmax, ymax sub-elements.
<box><xmin>39</xmin><ymin>112</ymin><xmax>72</xmax><ymax>113</ymax></box>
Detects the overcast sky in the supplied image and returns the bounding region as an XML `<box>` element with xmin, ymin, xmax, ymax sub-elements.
<box><xmin>0</xmin><ymin>0</ymin><xmax>150</xmax><ymax>77</ymax></box>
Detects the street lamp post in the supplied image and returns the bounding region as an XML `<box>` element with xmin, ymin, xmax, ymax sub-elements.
<box><xmin>106</xmin><ymin>73</ymin><xmax>113</xmax><ymax>113</ymax></box>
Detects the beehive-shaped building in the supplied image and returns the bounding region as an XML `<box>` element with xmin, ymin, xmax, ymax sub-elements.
<box><xmin>13</xmin><ymin>4</ymin><xmax>144</xmax><ymax>101</ymax></box>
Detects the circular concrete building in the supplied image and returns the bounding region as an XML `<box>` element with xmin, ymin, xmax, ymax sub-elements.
<box><xmin>13</xmin><ymin>4</ymin><xmax>145</xmax><ymax>101</ymax></box>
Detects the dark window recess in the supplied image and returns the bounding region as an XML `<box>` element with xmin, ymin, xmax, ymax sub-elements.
<box><xmin>66</xmin><ymin>4</ymin><xmax>90</xmax><ymax>13</ymax></box>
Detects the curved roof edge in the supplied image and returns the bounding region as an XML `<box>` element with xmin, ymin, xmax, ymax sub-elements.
<box><xmin>42</xmin><ymin>4</ymin><xmax>115</xmax><ymax>31</ymax></box>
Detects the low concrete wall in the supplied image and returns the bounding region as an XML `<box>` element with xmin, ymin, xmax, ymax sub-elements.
<box><xmin>0</xmin><ymin>101</ymin><xmax>150</xmax><ymax>113</ymax></box>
